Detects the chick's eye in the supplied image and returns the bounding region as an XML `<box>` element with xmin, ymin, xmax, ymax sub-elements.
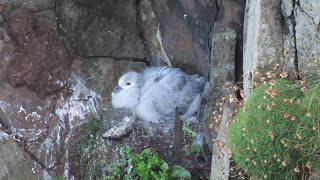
<box><xmin>126</xmin><ymin>82</ymin><xmax>131</xmax><ymax>86</ymax></box>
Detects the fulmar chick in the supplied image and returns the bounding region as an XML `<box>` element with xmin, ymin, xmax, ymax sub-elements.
<box><xmin>111</xmin><ymin>66</ymin><xmax>206</xmax><ymax>123</ymax></box>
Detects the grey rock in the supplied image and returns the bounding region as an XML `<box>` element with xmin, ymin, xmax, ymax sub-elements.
<box><xmin>204</xmin><ymin>22</ymin><xmax>236</xmax><ymax>153</ymax></box>
<box><xmin>137</xmin><ymin>0</ymin><xmax>172</xmax><ymax>66</ymax></box>
<box><xmin>33</xmin><ymin>10</ymin><xmax>57</xmax><ymax>31</ymax></box>
<box><xmin>299</xmin><ymin>0</ymin><xmax>320</xmax><ymax>24</ymax></box>
<box><xmin>71</xmin><ymin>57</ymin><xmax>146</xmax><ymax>112</ymax></box>
<box><xmin>217</xmin><ymin>0</ymin><xmax>246</xmax><ymax>30</ymax></box>
<box><xmin>0</xmin><ymin>25</ymin><xmax>14</xmax><ymax>83</ymax></box>
<box><xmin>192</xmin><ymin>133</ymin><xmax>205</xmax><ymax>148</ymax></box>
<box><xmin>243</xmin><ymin>0</ymin><xmax>284</xmax><ymax>98</ymax></box>
<box><xmin>0</xmin><ymin>15</ymin><xmax>4</xmax><ymax>24</ymax></box>
<box><xmin>295</xmin><ymin>1</ymin><xmax>320</xmax><ymax>76</ymax></box>
<box><xmin>6</xmin><ymin>7</ymin><xmax>69</xmax><ymax>98</ymax></box>
<box><xmin>281</xmin><ymin>0</ymin><xmax>294</xmax><ymax>17</ymax></box>
<box><xmin>102</xmin><ymin>108</ymin><xmax>135</xmax><ymax>140</ymax></box>
<box><xmin>210</xmin><ymin>104</ymin><xmax>234</xmax><ymax>180</ymax></box>
<box><xmin>203</xmin><ymin>22</ymin><xmax>236</xmax><ymax>180</ymax></box>
<box><xmin>281</xmin><ymin>0</ymin><xmax>298</xmax><ymax>78</ymax></box>
<box><xmin>0</xmin><ymin>137</ymin><xmax>44</xmax><ymax>180</ymax></box>
<box><xmin>56</xmin><ymin>0</ymin><xmax>147</xmax><ymax>60</ymax></box>
<box><xmin>0</xmin><ymin>0</ymin><xmax>55</xmax><ymax>17</ymax></box>
<box><xmin>150</xmin><ymin>0</ymin><xmax>216</xmax><ymax>75</ymax></box>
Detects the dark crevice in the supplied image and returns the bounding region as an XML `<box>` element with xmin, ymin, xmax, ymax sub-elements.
<box><xmin>292</xmin><ymin>1</ymin><xmax>300</xmax><ymax>80</ymax></box>
<box><xmin>134</xmin><ymin>0</ymin><xmax>149</xmax><ymax>62</ymax></box>
<box><xmin>207</xmin><ymin>25</ymin><xmax>213</xmax><ymax>54</ymax></box>
<box><xmin>280</xmin><ymin>0</ymin><xmax>301</xmax><ymax>80</ymax></box>
<box><xmin>135</xmin><ymin>0</ymin><xmax>146</xmax><ymax>44</ymax></box>
<box><xmin>134</xmin><ymin>0</ymin><xmax>157</xmax><ymax>66</ymax></box>
<box><xmin>235</xmin><ymin>31</ymin><xmax>244</xmax><ymax>100</ymax></box>
<box><xmin>54</xmin><ymin>0</ymin><xmax>72</xmax><ymax>58</ymax></box>
<box><xmin>214</xmin><ymin>0</ymin><xmax>220</xmax><ymax>22</ymax></box>
<box><xmin>235</xmin><ymin>0</ymin><xmax>246</xmax><ymax>101</ymax></box>
<box><xmin>207</xmin><ymin>0</ymin><xmax>219</xmax><ymax>76</ymax></box>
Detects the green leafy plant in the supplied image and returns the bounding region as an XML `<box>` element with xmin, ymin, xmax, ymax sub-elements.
<box><xmin>182</xmin><ymin>124</ymin><xmax>197</xmax><ymax>138</ymax></box>
<box><xmin>229</xmin><ymin>78</ymin><xmax>320</xmax><ymax>179</ymax></box>
<box><xmin>75</xmin><ymin>115</ymin><xmax>192</xmax><ymax>180</ymax></box>
<box><xmin>189</xmin><ymin>143</ymin><xmax>203</xmax><ymax>158</ymax></box>
<box><xmin>105</xmin><ymin>146</ymin><xmax>191</xmax><ymax>180</ymax></box>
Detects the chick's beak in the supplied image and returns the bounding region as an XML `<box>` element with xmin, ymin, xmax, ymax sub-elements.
<box><xmin>113</xmin><ymin>86</ymin><xmax>123</xmax><ymax>94</ymax></box>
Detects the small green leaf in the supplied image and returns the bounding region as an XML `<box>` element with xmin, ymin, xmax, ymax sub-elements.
<box><xmin>161</xmin><ymin>162</ymin><xmax>169</xmax><ymax>172</ymax></box>
<box><xmin>170</xmin><ymin>166</ymin><xmax>191</xmax><ymax>179</ymax></box>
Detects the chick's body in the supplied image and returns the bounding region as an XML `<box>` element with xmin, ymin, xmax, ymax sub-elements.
<box><xmin>112</xmin><ymin>67</ymin><xmax>206</xmax><ymax>123</ymax></box>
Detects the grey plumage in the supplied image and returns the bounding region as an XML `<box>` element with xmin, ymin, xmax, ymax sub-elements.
<box><xmin>111</xmin><ymin>66</ymin><xmax>206</xmax><ymax>123</ymax></box>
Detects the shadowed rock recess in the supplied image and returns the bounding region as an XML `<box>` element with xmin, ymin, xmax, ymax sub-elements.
<box><xmin>0</xmin><ymin>0</ymin><xmax>318</xmax><ymax>179</ymax></box>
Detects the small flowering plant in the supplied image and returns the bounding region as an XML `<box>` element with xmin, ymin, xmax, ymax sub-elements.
<box><xmin>229</xmin><ymin>73</ymin><xmax>320</xmax><ymax>179</ymax></box>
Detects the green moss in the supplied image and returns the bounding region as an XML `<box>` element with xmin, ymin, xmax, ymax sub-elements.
<box><xmin>75</xmin><ymin>115</ymin><xmax>107</xmax><ymax>180</ymax></box>
<box><xmin>229</xmin><ymin>79</ymin><xmax>320</xmax><ymax>179</ymax></box>
<box><xmin>301</xmin><ymin>77</ymin><xmax>320</xmax><ymax>170</ymax></box>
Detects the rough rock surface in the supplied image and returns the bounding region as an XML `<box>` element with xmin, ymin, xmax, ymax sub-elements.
<box><xmin>294</xmin><ymin>0</ymin><xmax>320</xmax><ymax>76</ymax></box>
<box><xmin>244</xmin><ymin>0</ymin><xmax>320</xmax><ymax>94</ymax></box>
<box><xmin>281</xmin><ymin>0</ymin><xmax>320</xmax><ymax>78</ymax></box>
<box><xmin>6</xmin><ymin>7</ymin><xmax>69</xmax><ymax>98</ymax></box>
<box><xmin>55</xmin><ymin>0</ymin><xmax>217</xmax><ymax>75</ymax></box>
<box><xmin>217</xmin><ymin>0</ymin><xmax>245</xmax><ymax>30</ymax></box>
<box><xmin>203</xmin><ymin>22</ymin><xmax>236</xmax><ymax>180</ymax></box>
<box><xmin>243</xmin><ymin>0</ymin><xmax>284</xmax><ymax>98</ymax></box>
<box><xmin>148</xmin><ymin>0</ymin><xmax>216</xmax><ymax>75</ymax></box>
<box><xmin>0</xmin><ymin>0</ymin><xmax>217</xmax><ymax>179</ymax></box>
<box><xmin>281</xmin><ymin>0</ymin><xmax>298</xmax><ymax>78</ymax></box>
<box><xmin>56</xmin><ymin>0</ymin><xmax>148</xmax><ymax>60</ymax></box>
<box><xmin>102</xmin><ymin>108</ymin><xmax>135</xmax><ymax>139</ymax></box>
<box><xmin>0</xmin><ymin>136</ymin><xmax>44</xmax><ymax>180</ymax></box>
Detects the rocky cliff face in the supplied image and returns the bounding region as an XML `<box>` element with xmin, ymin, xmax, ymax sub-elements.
<box><xmin>211</xmin><ymin>0</ymin><xmax>319</xmax><ymax>179</ymax></box>
<box><xmin>0</xmin><ymin>0</ymin><xmax>318</xmax><ymax>179</ymax></box>
<box><xmin>0</xmin><ymin>0</ymin><xmax>217</xmax><ymax>178</ymax></box>
<box><xmin>243</xmin><ymin>0</ymin><xmax>320</xmax><ymax>97</ymax></box>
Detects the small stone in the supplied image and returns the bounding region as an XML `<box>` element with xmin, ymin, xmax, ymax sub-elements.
<box><xmin>102</xmin><ymin>108</ymin><xmax>136</xmax><ymax>139</ymax></box>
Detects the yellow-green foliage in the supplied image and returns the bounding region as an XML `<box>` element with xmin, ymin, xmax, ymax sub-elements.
<box><xmin>229</xmin><ymin>79</ymin><xmax>320</xmax><ymax>179</ymax></box>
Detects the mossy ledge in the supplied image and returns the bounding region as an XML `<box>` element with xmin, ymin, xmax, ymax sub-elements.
<box><xmin>229</xmin><ymin>78</ymin><xmax>320</xmax><ymax>179</ymax></box>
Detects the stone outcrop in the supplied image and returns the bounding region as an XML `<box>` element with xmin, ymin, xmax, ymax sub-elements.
<box><xmin>243</xmin><ymin>0</ymin><xmax>320</xmax><ymax>98</ymax></box>
<box><xmin>6</xmin><ymin>7</ymin><xmax>69</xmax><ymax>98</ymax></box>
<box><xmin>56</xmin><ymin>0</ymin><xmax>148</xmax><ymax>60</ymax></box>
<box><xmin>145</xmin><ymin>0</ymin><xmax>216</xmax><ymax>75</ymax></box>
<box><xmin>0</xmin><ymin>0</ymin><xmax>217</xmax><ymax>178</ymax></box>
<box><xmin>0</xmin><ymin>135</ymin><xmax>44</xmax><ymax>180</ymax></box>
<box><xmin>205</xmin><ymin>22</ymin><xmax>237</xmax><ymax>180</ymax></box>
<box><xmin>243</xmin><ymin>0</ymin><xmax>284</xmax><ymax>98</ymax></box>
<box><xmin>282</xmin><ymin>0</ymin><xmax>320</xmax><ymax>77</ymax></box>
